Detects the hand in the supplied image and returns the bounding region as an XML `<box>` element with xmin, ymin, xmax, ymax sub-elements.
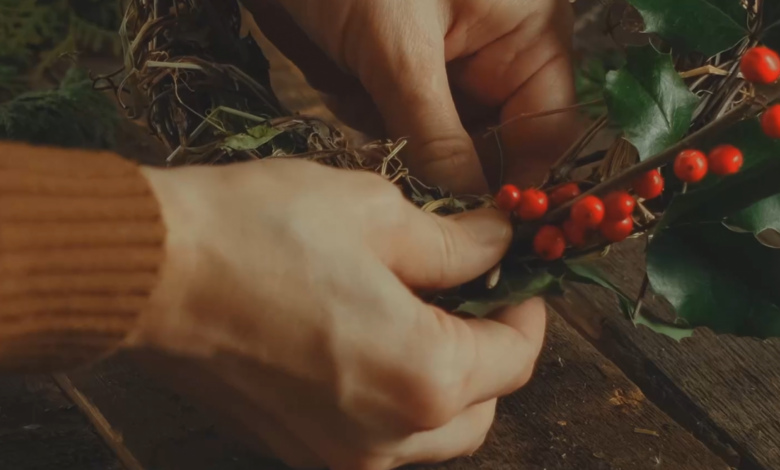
<box><xmin>245</xmin><ymin>0</ymin><xmax>578</xmax><ymax>194</ymax></box>
<box><xmin>129</xmin><ymin>160</ymin><xmax>547</xmax><ymax>469</ymax></box>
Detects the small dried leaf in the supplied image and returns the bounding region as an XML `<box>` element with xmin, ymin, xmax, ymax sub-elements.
<box><xmin>221</xmin><ymin>125</ymin><xmax>282</xmax><ymax>151</ymax></box>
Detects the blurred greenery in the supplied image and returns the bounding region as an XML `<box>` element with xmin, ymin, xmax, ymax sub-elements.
<box><xmin>0</xmin><ymin>0</ymin><xmax>122</xmax><ymax>100</ymax></box>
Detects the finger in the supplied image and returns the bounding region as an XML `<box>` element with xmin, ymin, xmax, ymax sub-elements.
<box><xmin>420</xmin><ymin>298</ymin><xmax>547</xmax><ymax>408</ymax></box>
<box><xmin>393</xmin><ymin>399</ymin><xmax>497</xmax><ymax>468</ymax></box>
<box><xmin>464</xmin><ymin>298</ymin><xmax>548</xmax><ymax>401</ymax></box>
<box><xmin>244</xmin><ymin>0</ymin><xmax>360</xmax><ymax>96</ymax></box>
<box><xmin>449</xmin><ymin>0</ymin><xmax>579</xmax><ymax>186</ymax></box>
<box><xmin>376</xmin><ymin>207</ymin><xmax>512</xmax><ymax>290</ymax></box>
<box><xmin>358</xmin><ymin>23</ymin><xmax>488</xmax><ymax>194</ymax></box>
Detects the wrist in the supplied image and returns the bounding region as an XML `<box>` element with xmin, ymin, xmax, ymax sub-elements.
<box><xmin>126</xmin><ymin>165</ymin><xmax>209</xmax><ymax>356</ymax></box>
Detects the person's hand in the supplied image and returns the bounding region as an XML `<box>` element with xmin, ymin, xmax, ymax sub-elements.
<box><xmin>245</xmin><ymin>0</ymin><xmax>578</xmax><ymax>194</ymax></box>
<box><xmin>128</xmin><ymin>160</ymin><xmax>547</xmax><ymax>469</ymax></box>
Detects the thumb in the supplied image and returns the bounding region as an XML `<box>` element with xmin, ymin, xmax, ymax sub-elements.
<box><xmin>378</xmin><ymin>207</ymin><xmax>512</xmax><ymax>290</ymax></box>
<box><xmin>358</xmin><ymin>35</ymin><xmax>488</xmax><ymax>195</ymax></box>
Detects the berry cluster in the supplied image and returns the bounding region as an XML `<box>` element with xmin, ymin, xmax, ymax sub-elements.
<box><xmin>740</xmin><ymin>46</ymin><xmax>780</xmax><ymax>85</ymax></box>
<box><xmin>672</xmin><ymin>145</ymin><xmax>743</xmax><ymax>184</ymax></box>
<box><xmin>494</xmin><ymin>143</ymin><xmax>750</xmax><ymax>260</ymax></box>
<box><xmin>741</xmin><ymin>46</ymin><xmax>780</xmax><ymax>141</ymax></box>
<box><xmin>490</xmin><ymin>45</ymin><xmax>780</xmax><ymax>262</ymax></box>
<box><xmin>495</xmin><ymin>181</ymin><xmax>645</xmax><ymax>261</ymax></box>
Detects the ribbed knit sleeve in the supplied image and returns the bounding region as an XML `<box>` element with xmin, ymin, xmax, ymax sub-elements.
<box><xmin>0</xmin><ymin>141</ymin><xmax>165</xmax><ymax>373</ymax></box>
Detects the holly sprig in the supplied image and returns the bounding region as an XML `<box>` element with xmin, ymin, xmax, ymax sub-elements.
<box><xmin>450</xmin><ymin>0</ymin><xmax>780</xmax><ymax>340</ymax></box>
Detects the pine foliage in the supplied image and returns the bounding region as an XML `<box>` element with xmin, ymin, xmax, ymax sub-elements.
<box><xmin>0</xmin><ymin>0</ymin><xmax>121</xmax><ymax>93</ymax></box>
<box><xmin>0</xmin><ymin>67</ymin><xmax>119</xmax><ymax>149</ymax></box>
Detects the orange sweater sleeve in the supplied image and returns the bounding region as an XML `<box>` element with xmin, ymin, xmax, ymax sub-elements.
<box><xmin>0</xmin><ymin>141</ymin><xmax>165</xmax><ymax>373</ymax></box>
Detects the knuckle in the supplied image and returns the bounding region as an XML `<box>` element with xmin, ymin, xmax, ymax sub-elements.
<box><xmin>432</xmin><ymin>216</ymin><xmax>460</xmax><ymax>281</ymax></box>
<box><xmin>412</xmin><ymin>134</ymin><xmax>475</xmax><ymax>170</ymax></box>
<box><xmin>398</xmin><ymin>350</ymin><xmax>464</xmax><ymax>430</ymax></box>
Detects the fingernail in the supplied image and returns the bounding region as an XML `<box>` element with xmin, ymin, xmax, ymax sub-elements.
<box><xmin>456</xmin><ymin>210</ymin><xmax>511</xmax><ymax>246</ymax></box>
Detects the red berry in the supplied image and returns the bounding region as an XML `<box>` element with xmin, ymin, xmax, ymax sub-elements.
<box><xmin>603</xmin><ymin>191</ymin><xmax>636</xmax><ymax>221</ymax></box>
<box><xmin>516</xmin><ymin>189</ymin><xmax>549</xmax><ymax>221</ymax></box>
<box><xmin>673</xmin><ymin>149</ymin><xmax>708</xmax><ymax>183</ymax></box>
<box><xmin>708</xmin><ymin>145</ymin><xmax>744</xmax><ymax>176</ymax></box>
<box><xmin>761</xmin><ymin>105</ymin><xmax>780</xmax><ymax>139</ymax></box>
<box><xmin>563</xmin><ymin>219</ymin><xmax>588</xmax><ymax>248</ymax></box>
<box><xmin>741</xmin><ymin>47</ymin><xmax>780</xmax><ymax>85</ymax></box>
<box><xmin>495</xmin><ymin>184</ymin><xmax>522</xmax><ymax>212</ymax></box>
<box><xmin>632</xmin><ymin>170</ymin><xmax>664</xmax><ymax>200</ymax></box>
<box><xmin>533</xmin><ymin>225</ymin><xmax>566</xmax><ymax>260</ymax></box>
<box><xmin>599</xmin><ymin>217</ymin><xmax>634</xmax><ymax>243</ymax></box>
<box><xmin>570</xmin><ymin>196</ymin><xmax>605</xmax><ymax>229</ymax></box>
<box><xmin>549</xmin><ymin>183</ymin><xmax>581</xmax><ymax>208</ymax></box>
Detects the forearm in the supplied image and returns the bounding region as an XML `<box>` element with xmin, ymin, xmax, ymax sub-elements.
<box><xmin>0</xmin><ymin>141</ymin><xmax>165</xmax><ymax>373</ymax></box>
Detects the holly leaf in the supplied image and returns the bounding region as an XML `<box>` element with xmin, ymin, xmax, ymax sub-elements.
<box><xmin>727</xmin><ymin>195</ymin><xmax>780</xmax><ymax>234</ymax></box>
<box><xmin>452</xmin><ymin>267</ymin><xmax>562</xmax><ymax>318</ymax></box>
<box><xmin>648</xmin><ymin>223</ymin><xmax>780</xmax><ymax>338</ymax></box>
<box><xmin>634</xmin><ymin>314</ymin><xmax>695</xmax><ymax>341</ymax></box>
<box><xmin>564</xmin><ymin>260</ymin><xmax>694</xmax><ymax>341</ymax></box>
<box><xmin>760</xmin><ymin>2</ymin><xmax>780</xmax><ymax>50</ymax></box>
<box><xmin>626</xmin><ymin>0</ymin><xmax>748</xmax><ymax>57</ymax></box>
<box><xmin>221</xmin><ymin>124</ymin><xmax>281</xmax><ymax>151</ymax></box>
<box><xmin>604</xmin><ymin>46</ymin><xmax>698</xmax><ymax>160</ymax></box>
<box><xmin>564</xmin><ymin>260</ymin><xmax>634</xmax><ymax>317</ymax></box>
<box><xmin>659</xmin><ymin>118</ymin><xmax>780</xmax><ymax>229</ymax></box>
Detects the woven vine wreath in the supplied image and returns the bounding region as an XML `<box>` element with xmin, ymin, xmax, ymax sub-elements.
<box><xmin>111</xmin><ymin>0</ymin><xmax>780</xmax><ymax>340</ymax></box>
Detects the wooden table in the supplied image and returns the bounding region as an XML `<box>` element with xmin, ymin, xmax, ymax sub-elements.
<box><xmin>2</xmin><ymin>3</ymin><xmax>779</xmax><ymax>469</ymax></box>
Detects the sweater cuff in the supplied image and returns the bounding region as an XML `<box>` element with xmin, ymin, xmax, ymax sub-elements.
<box><xmin>0</xmin><ymin>141</ymin><xmax>165</xmax><ymax>372</ymax></box>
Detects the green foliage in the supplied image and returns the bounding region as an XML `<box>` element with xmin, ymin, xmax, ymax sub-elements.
<box><xmin>727</xmin><ymin>196</ymin><xmax>780</xmax><ymax>234</ymax></box>
<box><xmin>450</xmin><ymin>267</ymin><xmax>563</xmax><ymax>318</ymax></box>
<box><xmin>660</xmin><ymin>119</ymin><xmax>780</xmax><ymax>230</ymax></box>
<box><xmin>626</xmin><ymin>0</ymin><xmax>748</xmax><ymax>56</ymax></box>
<box><xmin>647</xmin><ymin>224</ymin><xmax>780</xmax><ymax>338</ymax></box>
<box><xmin>0</xmin><ymin>67</ymin><xmax>119</xmax><ymax>149</ymax></box>
<box><xmin>760</xmin><ymin>2</ymin><xmax>780</xmax><ymax>49</ymax></box>
<box><xmin>604</xmin><ymin>46</ymin><xmax>698</xmax><ymax>160</ymax></box>
<box><xmin>0</xmin><ymin>64</ymin><xmax>26</xmax><ymax>100</ymax></box>
<box><xmin>564</xmin><ymin>260</ymin><xmax>695</xmax><ymax>341</ymax></box>
<box><xmin>0</xmin><ymin>0</ymin><xmax>121</xmax><ymax>83</ymax></box>
<box><xmin>222</xmin><ymin>124</ymin><xmax>283</xmax><ymax>151</ymax></box>
<box><xmin>574</xmin><ymin>52</ymin><xmax>624</xmax><ymax>119</ymax></box>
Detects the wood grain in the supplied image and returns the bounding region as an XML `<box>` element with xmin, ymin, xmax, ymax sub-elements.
<box><xmin>58</xmin><ymin>311</ymin><xmax>729</xmax><ymax>470</ymax></box>
<box><xmin>555</xmin><ymin>239</ymin><xmax>780</xmax><ymax>470</ymax></box>
<box><xmin>0</xmin><ymin>375</ymin><xmax>122</xmax><ymax>470</ymax></box>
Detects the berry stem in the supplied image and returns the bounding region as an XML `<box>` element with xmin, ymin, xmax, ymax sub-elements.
<box><xmin>542</xmin><ymin>101</ymin><xmax>755</xmax><ymax>225</ymax></box>
<box><xmin>546</xmin><ymin>114</ymin><xmax>609</xmax><ymax>185</ymax></box>
<box><xmin>484</xmin><ymin>99</ymin><xmax>605</xmax><ymax>136</ymax></box>
<box><xmin>631</xmin><ymin>274</ymin><xmax>650</xmax><ymax>322</ymax></box>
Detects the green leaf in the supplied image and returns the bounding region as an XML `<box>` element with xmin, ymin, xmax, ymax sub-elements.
<box><xmin>564</xmin><ymin>259</ymin><xmax>694</xmax><ymax>341</ymax></box>
<box><xmin>660</xmin><ymin>119</ymin><xmax>780</xmax><ymax>229</ymax></box>
<box><xmin>453</xmin><ymin>268</ymin><xmax>562</xmax><ymax>318</ymax></box>
<box><xmin>564</xmin><ymin>260</ymin><xmax>634</xmax><ymax>317</ymax></box>
<box><xmin>634</xmin><ymin>314</ymin><xmax>695</xmax><ymax>341</ymax></box>
<box><xmin>604</xmin><ymin>46</ymin><xmax>698</xmax><ymax>160</ymax></box>
<box><xmin>626</xmin><ymin>0</ymin><xmax>748</xmax><ymax>57</ymax></box>
<box><xmin>760</xmin><ymin>2</ymin><xmax>780</xmax><ymax>50</ymax></box>
<box><xmin>647</xmin><ymin>224</ymin><xmax>780</xmax><ymax>338</ymax></box>
<box><xmin>727</xmin><ymin>195</ymin><xmax>780</xmax><ymax>234</ymax></box>
<box><xmin>222</xmin><ymin>124</ymin><xmax>281</xmax><ymax>151</ymax></box>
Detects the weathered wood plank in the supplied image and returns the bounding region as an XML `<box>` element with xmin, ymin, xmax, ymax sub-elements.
<box><xmin>64</xmin><ymin>311</ymin><xmax>729</xmax><ymax>470</ymax></box>
<box><xmin>555</xmin><ymin>239</ymin><xmax>780</xmax><ymax>470</ymax></box>
<box><xmin>0</xmin><ymin>375</ymin><xmax>123</xmax><ymax>470</ymax></box>
<box><xmin>65</xmin><ymin>359</ymin><xmax>285</xmax><ymax>470</ymax></box>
